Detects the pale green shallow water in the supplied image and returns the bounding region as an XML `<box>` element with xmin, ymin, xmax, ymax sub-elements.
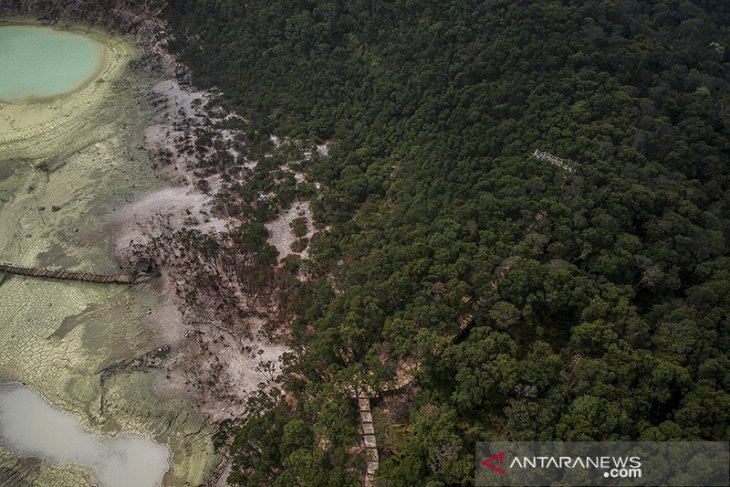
<box><xmin>0</xmin><ymin>385</ymin><xmax>170</xmax><ymax>487</ymax></box>
<box><xmin>0</xmin><ymin>26</ymin><xmax>102</xmax><ymax>102</ymax></box>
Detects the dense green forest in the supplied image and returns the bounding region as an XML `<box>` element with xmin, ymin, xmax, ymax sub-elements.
<box><xmin>169</xmin><ymin>0</ymin><xmax>730</xmax><ymax>485</ymax></box>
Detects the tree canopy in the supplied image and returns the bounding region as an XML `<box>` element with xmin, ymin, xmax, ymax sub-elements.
<box><xmin>170</xmin><ymin>0</ymin><xmax>730</xmax><ymax>484</ymax></box>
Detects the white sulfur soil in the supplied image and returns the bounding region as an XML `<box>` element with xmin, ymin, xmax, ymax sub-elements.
<box><xmin>265</xmin><ymin>200</ymin><xmax>315</xmax><ymax>260</ymax></box>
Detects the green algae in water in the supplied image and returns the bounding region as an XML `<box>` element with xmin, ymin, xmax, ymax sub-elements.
<box><xmin>0</xmin><ymin>26</ymin><xmax>102</xmax><ymax>102</ymax></box>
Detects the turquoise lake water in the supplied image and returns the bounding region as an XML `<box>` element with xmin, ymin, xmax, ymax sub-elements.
<box><xmin>0</xmin><ymin>26</ymin><xmax>102</xmax><ymax>102</ymax></box>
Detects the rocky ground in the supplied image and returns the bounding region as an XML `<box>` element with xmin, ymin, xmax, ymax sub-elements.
<box><xmin>112</xmin><ymin>78</ymin><xmax>292</xmax><ymax>423</ymax></box>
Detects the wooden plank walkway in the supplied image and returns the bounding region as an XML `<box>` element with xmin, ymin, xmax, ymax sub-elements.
<box><xmin>0</xmin><ymin>263</ymin><xmax>134</xmax><ymax>285</ymax></box>
<box><xmin>357</xmin><ymin>391</ymin><xmax>379</xmax><ymax>487</ymax></box>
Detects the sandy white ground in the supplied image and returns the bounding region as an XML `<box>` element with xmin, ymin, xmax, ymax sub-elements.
<box><xmin>266</xmin><ymin>200</ymin><xmax>315</xmax><ymax>260</ymax></box>
<box><xmin>109</xmin><ymin>77</ymin><xmax>291</xmax><ymax>426</ymax></box>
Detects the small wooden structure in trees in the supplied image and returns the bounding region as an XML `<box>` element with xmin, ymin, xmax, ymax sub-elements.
<box><xmin>531</xmin><ymin>149</ymin><xmax>575</xmax><ymax>173</ymax></box>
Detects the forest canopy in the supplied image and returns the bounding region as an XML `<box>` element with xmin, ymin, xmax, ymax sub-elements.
<box><xmin>169</xmin><ymin>0</ymin><xmax>730</xmax><ymax>485</ymax></box>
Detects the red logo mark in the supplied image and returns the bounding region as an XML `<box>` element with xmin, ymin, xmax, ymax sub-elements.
<box><xmin>481</xmin><ymin>451</ymin><xmax>507</xmax><ymax>475</ymax></box>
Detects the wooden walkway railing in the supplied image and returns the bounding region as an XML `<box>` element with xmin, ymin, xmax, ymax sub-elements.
<box><xmin>0</xmin><ymin>263</ymin><xmax>134</xmax><ymax>285</ymax></box>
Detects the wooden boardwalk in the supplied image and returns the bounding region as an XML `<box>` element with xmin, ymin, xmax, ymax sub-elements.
<box><xmin>357</xmin><ymin>391</ymin><xmax>379</xmax><ymax>487</ymax></box>
<box><xmin>0</xmin><ymin>263</ymin><xmax>134</xmax><ymax>285</ymax></box>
